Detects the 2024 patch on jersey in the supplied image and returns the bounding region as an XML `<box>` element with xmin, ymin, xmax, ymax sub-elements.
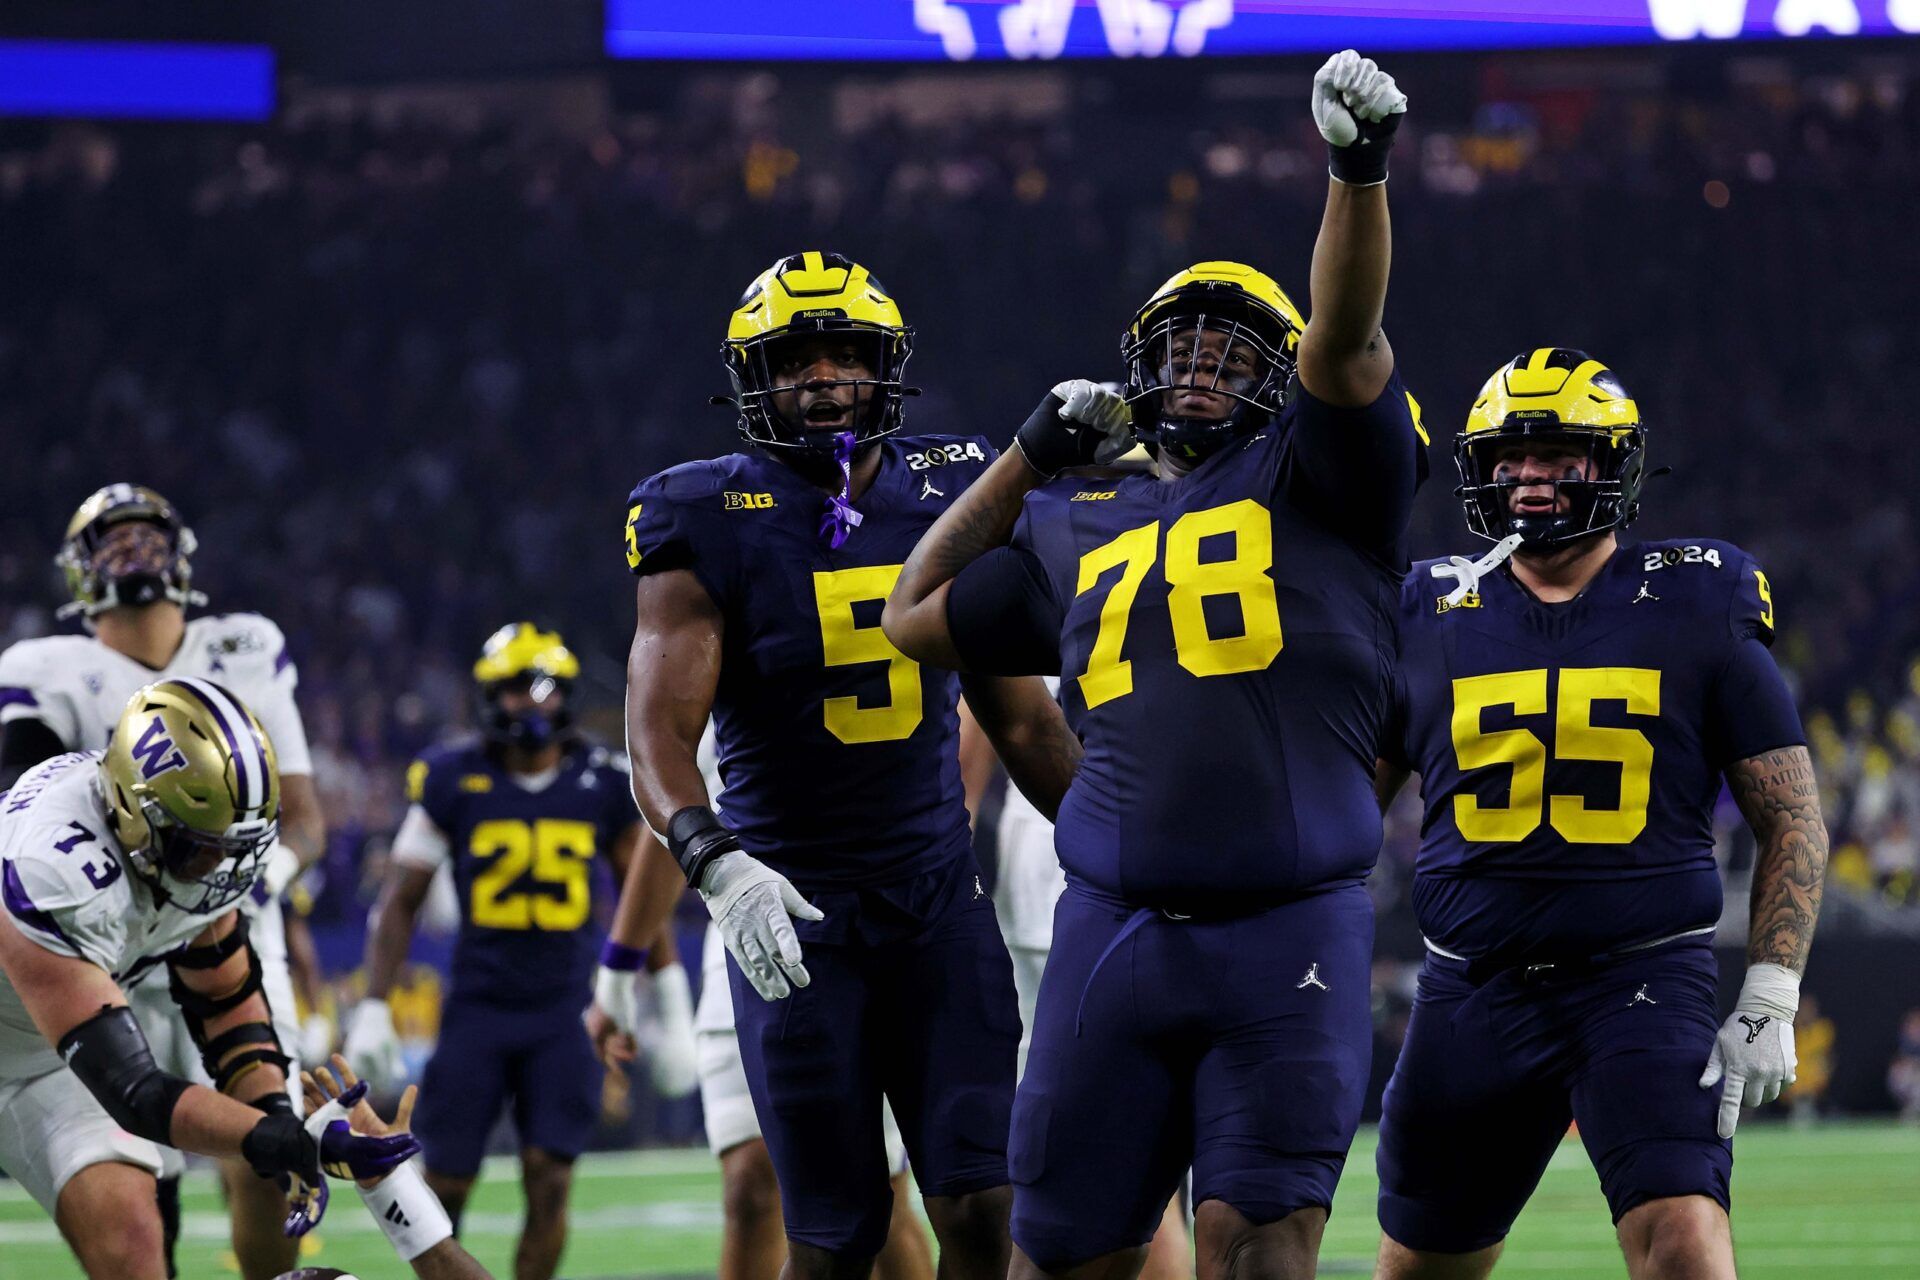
<box><xmin>624</xmin><ymin>435</ymin><xmax>994</xmax><ymax>891</ymax></box>
<box><xmin>1386</xmin><ymin>538</ymin><xmax>1805</xmax><ymax>961</ymax></box>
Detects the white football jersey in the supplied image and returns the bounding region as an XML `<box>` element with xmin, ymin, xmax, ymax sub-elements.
<box><xmin>0</xmin><ymin>754</ymin><xmax>224</xmax><ymax>1080</ymax></box>
<box><xmin>0</xmin><ymin>613</ymin><xmax>311</xmax><ymax>777</ymax></box>
<box><xmin>993</xmin><ymin>677</ymin><xmax>1066</xmax><ymax>953</ymax></box>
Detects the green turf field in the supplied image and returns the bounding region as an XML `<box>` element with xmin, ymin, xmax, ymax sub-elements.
<box><xmin>5</xmin><ymin>1122</ymin><xmax>1916</xmax><ymax>1278</ymax></box>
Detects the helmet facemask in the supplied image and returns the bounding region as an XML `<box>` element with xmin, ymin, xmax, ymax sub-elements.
<box><xmin>57</xmin><ymin>512</ymin><xmax>204</xmax><ymax>621</ymax></box>
<box><xmin>132</xmin><ymin>796</ymin><xmax>278</xmax><ymax>915</ymax></box>
<box><xmin>1124</xmin><ymin>304</ymin><xmax>1296</xmax><ymax>466</ymax></box>
<box><xmin>726</xmin><ymin>322</ymin><xmax>914</xmax><ymax>457</ymax></box>
<box><xmin>477</xmin><ymin>672</ymin><xmax>574</xmax><ymax>753</ymax></box>
<box><xmin>1454</xmin><ymin>425</ymin><xmax>1647</xmax><ymax>550</ymax></box>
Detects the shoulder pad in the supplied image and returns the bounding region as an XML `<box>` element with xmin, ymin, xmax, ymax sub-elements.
<box><xmin>191</xmin><ymin>613</ymin><xmax>292</xmax><ymax>678</ymax></box>
<box><xmin>895</xmin><ymin>435</ymin><xmax>995</xmax><ymax>475</ymax></box>
<box><xmin>1632</xmin><ymin>540</ymin><xmax>1773</xmax><ymax>646</ymax></box>
<box><xmin>0</xmin><ymin>636</ymin><xmax>90</xmax><ymax>687</ymax></box>
<box><xmin>405</xmin><ymin>741</ymin><xmax>477</xmax><ymax>807</ymax></box>
<box><xmin>625</xmin><ymin>458</ymin><xmax>748</xmax><ymax>575</ymax></box>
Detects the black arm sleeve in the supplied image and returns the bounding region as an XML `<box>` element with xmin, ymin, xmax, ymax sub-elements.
<box><xmin>57</xmin><ymin>1005</ymin><xmax>193</xmax><ymax>1145</ymax></box>
<box><xmin>946</xmin><ymin>546</ymin><xmax>1063</xmax><ymax>676</ymax></box>
<box><xmin>0</xmin><ymin>718</ymin><xmax>68</xmax><ymax>791</ymax></box>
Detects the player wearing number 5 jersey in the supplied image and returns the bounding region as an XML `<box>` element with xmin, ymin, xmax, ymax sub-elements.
<box><xmin>347</xmin><ymin>624</ymin><xmax>652</xmax><ymax>1280</ymax></box>
<box><xmin>622</xmin><ymin>253</ymin><xmax>1065</xmax><ymax>1279</ymax></box>
<box><xmin>885</xmin><ymin>51</ymin><xmax>1426</xmax><ymax>1279</ymax></box>
<box><xmin>1371</xmin><ymin>350</ymin><xmax>1829</xmax><ymax>1280</ymax></box>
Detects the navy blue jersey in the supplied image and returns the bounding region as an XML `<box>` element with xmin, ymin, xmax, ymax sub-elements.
<box><xmin>1386</xmin><ymin>538</ymin><xmax>1804</xmax><ymax>961</ymax></box>
<box><xmin>625</xmin><ymin>436</ymin><xmax>994</xmax><ymax>891</ymax></box>
<box><xmin>408</xmin><ymin>739</ymin><xmax>637</xmax><ymax>1004</ymax></box>
<box><xmin>947</xmin><ymin>374</ymin><xmax>1427</xmax><ymax>910</ymax></box>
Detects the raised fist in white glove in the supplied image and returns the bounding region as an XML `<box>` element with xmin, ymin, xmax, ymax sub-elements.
<box><xmin>1313</xmin><ymin>50</ymin><xmax>1408</xmax><ymax>185</ymax></box>
<box><xmin>342</xmin><ymin>998</ymin><xmax>406</xmax><ymax>1090</ymax></box>
<box><xmin>700</xmin><ymin>850</ymin><xmax>824</xmax><ymax>1002</ymax></box>
<box><xmin>1700</xmin><ymin>962</ymin><xmax>1800</xmax><ymax>1138</ymax></box>
<box><xmin>1015</xmin><ymin>379</ymin><xmax>1137</xmax><ymax>478</ymax></box>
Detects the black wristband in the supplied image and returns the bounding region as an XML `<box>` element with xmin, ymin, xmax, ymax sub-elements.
<box><xmin>253</xmin><ymin>1089</ymin><xmax>295</xmax><ymax>1118</ymax></box>
<box><xmin>1328</xmin><ymin>110</ymin><xmax>1402</xmax><ymax>186</ymax></box>
<box><xmin>241</xmin><ymin>1111</ymin><xmax>316</xmax><ymax>1181</ymax></box>
<box><xmin>666</xmin><ymin>805</ymin><xmax>740</xmax><ymax>891</ymax></box>
<box><xmin>1013</xmin><ymin>393</ymin><xmax>1086</xmax><ymax>480</ymax></box>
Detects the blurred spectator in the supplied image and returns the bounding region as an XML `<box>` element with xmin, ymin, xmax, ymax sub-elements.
<box><xmin>1787</xmin><ymin>993</ymin><xmax>1836</xmax><ymax>1124</ymax></box>
<box><xmin>1889</xmin><ymin>1009</ymin><xmax>1920</xmax><ymax>1124</ymax></box>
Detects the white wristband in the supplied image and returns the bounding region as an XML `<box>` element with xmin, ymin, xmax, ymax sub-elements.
<box><xmin>357</xmin><ymin>1159</ymin><xmax>453</xmax><ymax>1261</ymax></box>
<box><xmin>1738</xmin><ymin>962</ymin><xmax>1801</xmax><ymax>1021</ymax></box>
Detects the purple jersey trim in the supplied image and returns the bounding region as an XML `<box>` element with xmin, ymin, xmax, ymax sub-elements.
<box><xmin>272</xmin><ymin>646</ymin><xmax>292</xmax><ymax>675</ymax></box>
<box><xmin>2</xmin><ymin>859</ymin><xmax>79</xmax><ymax>952</ymax></box>
<box><xmin>0</xmin><ymin>687</ymin><xmax>40</xmax><ymax>709</ymax></box>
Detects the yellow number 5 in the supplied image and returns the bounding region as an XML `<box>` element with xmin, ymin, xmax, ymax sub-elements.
<box><xmin>1451</xmin><ymin>667</ymin><xmax>1660</xmax><ymax>845</ymax></box>
<box><xmin>469</xmin><ymin>819</ymin><xmax>597</xmax><ymax>930</ymax></box>
<box><xmin>814</xmin><ymin>565</ymin><xmax>923</xmax><ymax>744</ymax></box>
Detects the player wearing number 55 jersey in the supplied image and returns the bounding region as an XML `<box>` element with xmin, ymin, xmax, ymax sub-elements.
<box><xmin>622</xmin><ymin>253</ymin><xmax>1061</xmax><ymax>1279</ymax></box>
<box><xmin>1371</xmin><ymin>350</ymin><xmax>1830</xmax><ymax>1280</ymax></box>
<box><xmin>886</xmin><ymin>51</ymin><xmax>1426</xmax><ymax>1278</ymax></box>
<box><xmin>346</xmin><ymin>624</ymin><xmax>650</xmax><ymax>1280</ymax></box>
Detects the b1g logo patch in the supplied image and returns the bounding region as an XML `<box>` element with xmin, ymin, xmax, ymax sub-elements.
<box><xmin>130</xmin><ymin>716</ymin><xmax>188</xmax><ymax>780</ymax></box>
<box><xmin>723</xmin><ymin>491</ymin><xmax>776</xmax><ymax>510</ymax></box>
<box><xmin>1435</xmin><ymin>593</ymin><xmax>1482</xmax><ymax>614</ymax></box>
<box><xmin>1071</xmin><ymin>490</ymin><xmax>1118</xmax><ymax>502</ymax></box>
<box><xmin>905</xmin><ymin>442</ymin><xmax>988</xmax><ymax>471</ymax></box>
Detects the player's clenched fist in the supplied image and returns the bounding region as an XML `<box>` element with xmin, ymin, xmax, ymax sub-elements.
<box><xmin>1312</xmin><ymin>49</ymin><xmax>1407</xmax><ymax>186</ymax></box>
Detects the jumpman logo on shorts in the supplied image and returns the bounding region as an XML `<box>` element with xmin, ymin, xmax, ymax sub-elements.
<box><xmin>1296</xmin><ymin>963</ymin><xmax>1327</xmax><ymax>991</ymax></box>
<box><xmin>920</xmin><ymin>478</ymin><xmax>945</xmax><ymax>501</ymax></box>
<box><xmin>1629</xmin><ymin>983</ymin><xmax>1658</xmax><ymax>1007</ymax></box>
<box><xmin>973</xmin><ymin>875</ymin><xmax>985</xmax><ymax>900</ymax></box>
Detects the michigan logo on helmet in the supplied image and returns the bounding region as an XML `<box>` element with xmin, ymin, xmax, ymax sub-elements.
<box><xmin>1454</xmin><ymin>348</ymin><xmax>1647</xmax><ymax>549</ymax></box>
<box><xmin>101</xmin><ymin>678</ymin><xmax>281</xmax><ymax>914</ymax></box>
<box><xmin>1122</xmin><ymin>261</ymin><xmax>1305</xmax><ymax>464</ymax></box>
<box><xmin>473</xmin><ymin>622</ymin><xmax>579</xmax><ymax>752</ymax></box>
<box><xmin>55</xmin><ymin>483</ymin><xmax>208</xmax><ymax>621</ymax></box>
<box><xmin>720</xmin><ymin>251</ymin><xmax>917</xmax><ymax>454</ymax></box>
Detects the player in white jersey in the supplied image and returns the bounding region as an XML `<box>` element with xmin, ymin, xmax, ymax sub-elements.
<box><xmin>960</xmin><ymin>678</ymin><xmax>1195</xmax><ymax>1280</ymax></box>
<box><xmin>586</xmin><ymin>723</ymin><xmax>934</xmax><ymax>1280</ymax></box>
<box><xmin>0</xmin><ymin>680</ymin><xmax>416</xmax><ymax>1280</ymax></box>
<box><xmin>0</xmin><ymin>484</ymin><xmax>328</xmax><ymax>1280</ymax></box>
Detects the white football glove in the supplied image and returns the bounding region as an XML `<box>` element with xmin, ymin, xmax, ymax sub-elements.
<box><xmin>1312</xmin><ymin>49</ymin><xmax>1408</xmax><ymax>148</ymax></box>
<box><xmin>634</xmin><ymin>962</ymin><xmax>700</xmax><ymax>1098</ymax></box>
<box><xmin>342</xmin><ymin>998</ymin><xmax>406</xmax><ymax>1090</ymax></box>
<box><xmin>593</xmin><ymin>962</ymin><xmax>640</xmax><ymax>1038</ymax></box>
<box><xmin>700</xmin><ymin>851</ymin><xmax>824</xmax><ymax>1002</ymax></box>
<box><xmin>1430</xmin><ymin>533</ymin><xmax>1523</xmax><ymax>606</ymax></box>
<box><xmin>1700</xmin><ymin>962</ymin><xmax>1800</xmax><ymax>1139</ymax></box>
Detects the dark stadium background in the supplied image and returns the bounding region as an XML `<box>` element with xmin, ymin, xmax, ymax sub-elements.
<box><xmin>2</xmin><ymin>0</ymin><xmax>1918</xmax><ymax>1162</ymax></box>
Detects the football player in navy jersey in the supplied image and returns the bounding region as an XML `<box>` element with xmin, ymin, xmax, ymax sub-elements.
<box><xmin>885</xmin><ymin>51</ymin><xmax>1424</xmax><ymax>1280</ymax></box>
<box><xmin>345</xmin><ymin>624</ymin><xmax>658</xmax><ymax>1280</ymax></box>
<box><xmin>1368</xmin><ymin>350</ymin><xmax>1830</xmax><ymax>1280</ymax></box>
<box><xmin>622</xmin><ymin>252</ymin><xmax>1070</xmax><ymax>1280</ymax></box>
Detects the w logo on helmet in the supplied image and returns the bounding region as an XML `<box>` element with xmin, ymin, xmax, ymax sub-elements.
<box><xmin>130</xmin><ymin>716</ymin><xmax>188</xmax><ymax>781</ymax></box>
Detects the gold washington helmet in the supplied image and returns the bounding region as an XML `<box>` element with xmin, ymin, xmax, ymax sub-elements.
<box><xmin>720</xmin><ymin>251</ymin><xmax>916</xmax><ymax>453</ymax></box>
<box><xmin>101</xmin><ymin>678</ymin><xmax>280</xmax><ymax>914</ymax></box>
<box><xmin>1122</xmin><ymin>261</ymin><xmax>1305</xmax><ymax>462</ymax></box>
<box><xmin>472</xmin><ymin>622</ymin><xmax>580</xmax><ymax>751</ymax></box>
<box><xmin>1455</xmin><ymin>348</ymin><xmax>1648</xmax><ymax>548</ymax></box>
<box><xmin>55</xmin><ymin>483</ymin><xmax>208</xmax><ymax>621</ymax></box>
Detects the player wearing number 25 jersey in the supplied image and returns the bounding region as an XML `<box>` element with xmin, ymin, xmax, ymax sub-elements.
<box><xmin>1372</xmin><ymin>350</ymin><xmax>1827</xmax><ymax>1280</ymax></box>
<box><xmin>622</xmin><ymin>252</ymin><xmax>1025</xmax><ymax>1275</ymax></box>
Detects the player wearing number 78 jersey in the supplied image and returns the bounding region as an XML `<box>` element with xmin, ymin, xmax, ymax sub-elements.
<box><xmin>1370</xmin><ymin>349</ymin><xmax>1830</xmax><ymax>1280</ymax></box>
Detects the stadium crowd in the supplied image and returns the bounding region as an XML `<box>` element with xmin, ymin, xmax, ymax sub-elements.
<box><xmin>0</xmin><ymin>44</ymin><xmax>1917</xmax><ymax>943</ymax></box>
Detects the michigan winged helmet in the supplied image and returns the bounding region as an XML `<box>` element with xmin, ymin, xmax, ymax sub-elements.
<box><xmin>1455</xmin><ymin>348</ymin><xmax>1648</xmax><ymax>549</ymax></box>
<box><xmin>720</xmin><ymin>251</ymin><xmax>916</xmax><ymax>453</ymax></box>
<box><xmin>100</xmin><ymin>678</ymin><xmax>281</xmax><ymax>914</ymax></box>
<box><xmin>472</xmin><ymin>622</ymin><xmax>580</xmax><ymax>751</ymax></box>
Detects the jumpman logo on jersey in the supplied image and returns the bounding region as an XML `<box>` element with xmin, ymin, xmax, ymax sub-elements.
<box><xmin>1739</xmin><ymin>1014</ymin><xmax>1771</xmax><ymax>1043</ymax></box>
<box><xmin>1633</xmin><ymin>581</ymin><xmax>1659</xmax><ymax>604</ymax></box>
<box><xmin>1296</xmin><ymin>963</ymin><xmax>1328</xmax><ymax>991</ymax></box>
<box><xmin>920</xmin><ymin>477</ymin><xmax>944</xmax><ymax>501</ymax></box>
<box><xmin>1629</xmin><ymin>983</ymin><xmax>1658</xmax><ymax>1007</ymax></box>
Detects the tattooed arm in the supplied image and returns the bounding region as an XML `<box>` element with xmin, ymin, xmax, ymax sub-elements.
<box><xmin>1726</xmin><ymin>744</ymin><xmax>1828</xmax><ymax>973</ymax></box>
<box><xmin>883</xmin><ymin>449</ymin><xmax>1049</xmax><ymax>669</ymax></box>
<box><xmin>960</xmin><ymin>675</ymin><xmax>1081</xmax><ymax>822</ymax></box>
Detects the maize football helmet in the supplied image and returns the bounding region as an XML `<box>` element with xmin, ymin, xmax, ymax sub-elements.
<box><xmin>721</xmin><ymin>251</ymin><xmax>916</xmax><ymax>454</ymax></box>
<box><xmin>473</xmin><ymin>622</ymin><xmax>579</xmax><ymax>752</ymax></box>
<box><xmin>101</xmin><ymin>678</ymin><xmax>281</xmax><ymax>914</ymax></box>
<box><xmin>1455</xmin><ymin>348</ymin><xmax>1647</xmax><ymax>549</ymax></box>
<box><xmin>56</xmin><ymin>484</ymin><xmax>207</xmax><ymax>621</ymax></box>
<box><xmin>1122</xmin><ymin>262</ymin><xmax>1304</xmax><ymax>464</ymax></box>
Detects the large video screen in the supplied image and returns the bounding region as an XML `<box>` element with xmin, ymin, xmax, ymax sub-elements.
<box><xmin>607</xmin><ymin>0</ymin><xmax>1920</xmax><ymax>61</ymax></box>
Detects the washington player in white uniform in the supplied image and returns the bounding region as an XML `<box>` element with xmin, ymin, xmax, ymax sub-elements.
<box><xmin>0</xmin><ymin>485</ymin><xmax>328</xmax><ymax>1280</ymax></box>
<box><xmin>0</xmin><ymin>680</ymin><xmax>416</xmax><ymax>1280</ymax></box>
<box><xmin>587</xmin><ymin>723</ymin><xmax>933</xmax><ymax>1280</ymax></box>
